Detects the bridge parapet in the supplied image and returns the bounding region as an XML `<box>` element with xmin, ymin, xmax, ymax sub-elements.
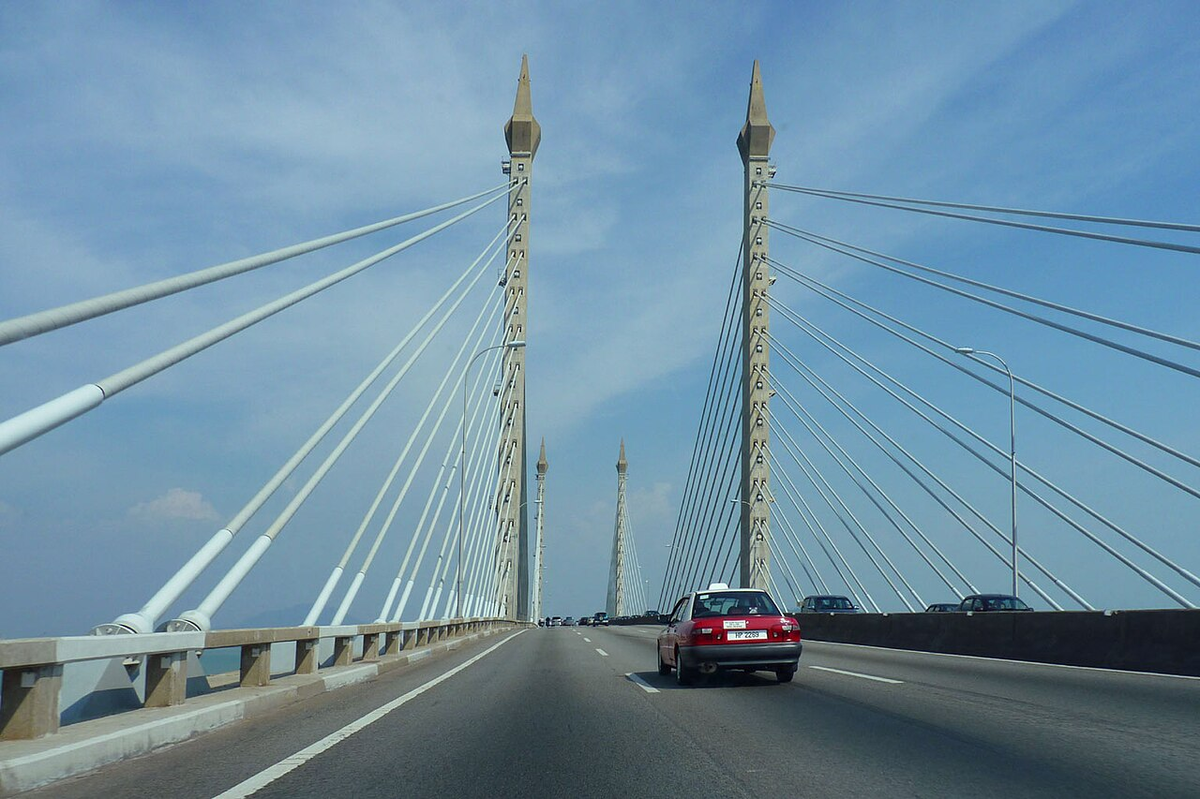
<box><xmin>0</xmin><ymin>617</ymin><xmax>513</xmax><ymax>741</ymax></box>
<box><xmin>798</xmin><ymin>609</ymin><xmax>1200</xmax><ymax>677</ymax></box>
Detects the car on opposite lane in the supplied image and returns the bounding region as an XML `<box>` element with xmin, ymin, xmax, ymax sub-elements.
<box><xmin>798</xmin><ymin>595</ymin><xmax>859</xmax><ymax>613</ymax></box>
<box><xmin>959</xmin><ymin>594</ymin><xmax>1032</xmax><ymax>612</ymax></box>
<box><xmin>657</xmin><ymin>584</ymin><xmax>802</xmax><ymax>685</ymax></box>
<box><xmin>924</xmin><ymin>603</ymin><xmax>960</xmax><ymax>613</ymax></box>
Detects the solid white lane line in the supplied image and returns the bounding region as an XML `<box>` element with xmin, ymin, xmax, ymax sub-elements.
<box><xmin>626</xmin><ymin>673</ymin><xmax>660</xmax><ymax>693</ymax></box>
<box><xmin>808</xmin><ymin>665</ymin><xmax>902</xmax><ymax>684</ymax></box>
<box><xmin>595</xmin><ymin>648</ymin><xmax>609</xmax><ymax>657</ymax></box>
<box><xmin>583</xmin><ymin>637</ymin><xmax>592</xmax><ymax>642</ymax></box>
<box><xmin>212</xmin><ymin>631</ymin><xmax>525</xmax><ymax>798</ymax></box>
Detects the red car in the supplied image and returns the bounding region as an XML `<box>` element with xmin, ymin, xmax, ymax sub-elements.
<box><xmin>657</xmin><ymin>584</ymin><xmax>802</xmax><ymax>684</ymax></box>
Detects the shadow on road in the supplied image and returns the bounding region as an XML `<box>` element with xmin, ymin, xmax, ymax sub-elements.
<box><xmin>631</xmin><ymin>670</ymin><xmax>785</xmax><ymax>691</ymax></box>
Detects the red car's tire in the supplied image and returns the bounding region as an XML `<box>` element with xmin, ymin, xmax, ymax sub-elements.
<box><xmin>675</xmin><ymin>648</ymin><xmax>694</xmax><ymax>685</ymax></box>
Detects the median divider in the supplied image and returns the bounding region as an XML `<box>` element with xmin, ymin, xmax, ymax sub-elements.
<box><xmin>798</xmin><ymin>609</ymin><xmax>1200</xmax><ymax>676</ymax></box>
<box><xmin>0</xmin><ymin>617</ymin><xmax>523</xmax><ymax>795</ymax></box>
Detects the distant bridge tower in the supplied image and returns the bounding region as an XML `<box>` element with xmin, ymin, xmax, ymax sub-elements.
<box><xmin>606</xmin><ymin>440</ymin><xmax>630</xmax><ymax>616</ymax></box>
<box><xmin>497</xmin><ymin>55</ymin><xmax>540</xmax><ymax>619</ymax></box>
<box><xmin>738</xmin><ymin>61</ymin><xmax>775</xmax><ymax>590</ymax></box>
<box><xmin>532</xmin><ymin>439</ymin><xmax>548</xmax><ymax>622</ymax></box>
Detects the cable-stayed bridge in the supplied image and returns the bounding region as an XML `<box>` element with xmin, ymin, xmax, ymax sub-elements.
<box><xmin>661</xmin><ymin>63</ymin><xmax>1200</xmax><ymax>618</ymax></box>
<box><xmin>1</xmin><ymin>58</ymin><xmax>1199</xmax><ymax>798</ymax></box>
<box><xmin>605</xmin><ymin>440</ymin><xmax>650</xmax><ymax>619</ymax></box>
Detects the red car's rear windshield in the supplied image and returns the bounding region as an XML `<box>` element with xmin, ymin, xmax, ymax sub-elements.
<box><xmin>692</xmin><ymin>591</ymin><xmax>780</xmax><ymax>618</ymax></box>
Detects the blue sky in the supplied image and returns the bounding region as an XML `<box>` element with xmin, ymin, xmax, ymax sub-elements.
<box><xmin>2</xmin><ymin>1</ymin><xmax>1199</xmax><ymax>637</ymax></box>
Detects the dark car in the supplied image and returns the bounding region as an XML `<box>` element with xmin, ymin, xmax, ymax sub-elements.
<box><xmin>578</xmin><ymin>616</ymin><xmax>592</xmax><ymax>626</ymax></box>
<box><xmin>798</xmin><ymin>595</ymin><xmax>859</xmax><ymax>613</ymax></box>
<box><xmin>924</xmin><ymin>603</ymin><xmax>960</xmax><ymax>613</ymax></box>
<box><xmin>657</xmin><ymin>584</ymin><xmax>802</xmax><ymax>685</ymax></box>
<box><xmin>958</xmin><ymin>594</ymin><xmax>1032</xmax><ymax>612</ymax></box>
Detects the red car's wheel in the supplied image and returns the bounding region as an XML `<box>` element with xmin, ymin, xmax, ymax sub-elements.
<box><xmin>674</xmin><ymin>648</ymin><xmax>694</xmax><ymax>685</ymax></box>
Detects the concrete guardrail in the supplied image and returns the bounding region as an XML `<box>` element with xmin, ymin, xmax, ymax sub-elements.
<box><xmin>0</xmin><ymin>617</ymin><xmax>513</xmax><ymax>741</ymax></box>
<box><xmin>797</xmin><ymin>608</ymin><xmax>1200</xmax><ymax>676</ymax></box>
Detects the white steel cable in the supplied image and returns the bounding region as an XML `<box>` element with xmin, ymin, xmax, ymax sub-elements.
<box><xmin>400</xmin><ymin>402</ymin><xmax>498</xmax><ymax>620</ymax></box>
<box><xmin>415</xmin><ymin>389</ymin><xmax>503</xmax><ymax>620</ymax></box>
<box><xmin>308</xmin><ymin>282</ymin><xmax>502</xmax><ymax>625</ymax></box>
<box><xmin>766</xmin><ymin>182</ymin><xmax>1200</xmax><ymax>255</ymax></box>
<box><xmin>97</xmin><ymin>218</ymin><xmax>509</xmax><ymax>635</ymax></box>
<box><xmin>0</xmin><ymin>192</ymin><xmax>509</xmax><ymax>459</ymax></box>
<box><xmin>472</xmin><ymin>445</ymin><xmax>518</xmax><ymax>618</ymax></box>
<box><xmin>459</xmin><ymin>440</ymin><xmax>516</xmax><ymax>618</ymax></box>
<box><xmin>771</xmin><ymin>276</ymin><xmax>1200</xmax><ymax>591</ymax></box>
<box><xmin>376</xmin><ymin>325</ymin><xmax>502</xmax><ymax>622</ymax></box>
<box><xmin>397</xmin><ymin>376</ymin><xmax>497</xmax><ymax>621</ymax></box>
<box><xmin>167</xmin><ymin>229</ymin><xmax>500</xmax><ymax>632</ymax></box>
<box><xmin>771</xmin><ymin>312</ymin><xmax>1196</xmax><ymax>608</ymax></box>
<box><xmin>765</xmin><ymin>182</ymin><xmax>1200</xmax><ymax>233</ymax></box>
<box><xmin>773</xmin><ymin>507</ymin><xmax>825</xmax><ymax>596</ymax></box>
<box><xmin>421</xmin><ymin>406</ymin><xmax>501</xmax><ymax>619</ymax></box>
<box><xmin>773</xmin><ymin>261</ymin><xmax>1200</xmax><ymax>498</ymax></box>
<box><xmin>770</xmin><ymin>339</ymin><xmax>1073</xmax><ymax>610</ymax></box>
<box><xmin>332</xmin><ymin>299</ymin><xmax>504</xmax><ymax>623</ymax></box>
<box><xmin>770</xmin><ymin>367</ymin><xmax>965</xmax><ymax>598</ymax></box>
<box><xmin>773</xmin><ymin>459</ymin><xmax>867</xmax><ymax>609</ymax></box>
<box><xmin>0</xmin><ymin>184</ymin><xmax>510</xmax><ymax>347</ymax></box>
<box><xmin>769</xmin><ymin>219</ymin><xmax>1200</xmax><ymax>354</ymax></box>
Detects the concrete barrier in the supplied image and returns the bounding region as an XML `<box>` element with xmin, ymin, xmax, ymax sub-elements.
<box><xmin>797</xmin><ymin>609</ymin><xmax>1200</xmax><ymax>676</ymax></box>
<box><xmin>0</xmin><ymin>620</ymin><xmax>524</xmax><ymax>795</ymax></box>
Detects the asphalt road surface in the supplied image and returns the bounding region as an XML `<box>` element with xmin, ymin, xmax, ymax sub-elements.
<box><xmin>27</xmin><ymin>625</ymin><xmax>1200</xmax><ymax>798</ymax></box>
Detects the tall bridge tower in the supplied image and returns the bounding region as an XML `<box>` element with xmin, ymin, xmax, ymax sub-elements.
<box><xmin>499</xmin><ymin>55</ymin><xmax>540</xmax><ymax>618</ymax></box>
<box><xmin>606</xmin><ymin>440</ymin><xmax>629</xmax><ymax>616</ymax></box>
<box><xmin>737</xmin><ymin>61</ymin><xmax>775</xmax><ymax>590</ymax></box>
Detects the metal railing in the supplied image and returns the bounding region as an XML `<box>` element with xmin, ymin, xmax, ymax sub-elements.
<box><xmin>0</xmin><ymin>617</ymin><xmax>514</xmax><ymax>741</ymax></box>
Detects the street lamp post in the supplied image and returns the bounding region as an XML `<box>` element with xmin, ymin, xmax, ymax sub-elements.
<box><xmin>729</xmin><ymin>495</ymin><xmax>771</xmax><ymax>589</ymax></box>
<box><xmin>460</xmin><ymin>339</ymin><xmax>525</xmax><ymax>619</ymax></box>
<box><xmin>955</xmin><ymin>347</ymin><xmax>1019</xmax><ymax>597</ymax></box>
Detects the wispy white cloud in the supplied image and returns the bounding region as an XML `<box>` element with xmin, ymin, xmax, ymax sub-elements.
<box><xmin>127</xmin><ymin>488</ymin><xmax>220</xmax><ymax>524</ymax></box>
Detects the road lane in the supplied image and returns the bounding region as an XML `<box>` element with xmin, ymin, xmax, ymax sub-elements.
<box><xmin>589</xmin><ymin>624</ymin><xmax>1200</xmax><ymax>797</ymax></box>
<box><xmin>21</xmin><ymin>631</ymin><xmax>530</xmax><ymax>799</ymax></box>
<box><xmin>246</xmin><ymin>622</ymin><xmax>753</xmax><ymax>799</ymax></box>
<box><xmin>21</xmin><ymin>623</ymin><xmax>1200</xmax><ymax>798</ymax></box>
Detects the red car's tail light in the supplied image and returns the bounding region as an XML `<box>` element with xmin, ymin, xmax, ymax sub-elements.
<box><xmin>690</xmin><ymin>626</ymin><xmax>724</xmax><ymax>645</ymax></box>
<box><xmin>780</xmin><ymin>617</ymin><xmax>802</xmax><ymax>642</ymax></box>
<box><xmin>769</xmin><ymin>618</ymin><xmax>801</xmax><ymax>642</ymax></box>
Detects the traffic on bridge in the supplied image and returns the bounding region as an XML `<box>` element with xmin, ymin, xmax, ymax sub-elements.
<box><xmin>20</xmin><ymin>623</ymin><xmax>1200</xmax><ymax>799</ymax></box>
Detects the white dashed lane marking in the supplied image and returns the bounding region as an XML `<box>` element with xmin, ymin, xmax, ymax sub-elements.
<box><xmin>626</xmin><ymin>673</ymin><xmax>660</xmax><ymax>693</ymax></box>
<box><xmin>595</xmin><ymin>648</ymin><xmax>609</xmax><ymax>657</ymax></box>
<box><xmin>808</xmin><ymin>665</ymin><xmax>903</xmax><ymax>684</ymax></box>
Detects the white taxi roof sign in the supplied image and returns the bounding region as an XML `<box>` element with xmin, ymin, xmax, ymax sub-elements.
<box><xmin>706</xmin><ymin>582</ymin><xmax>730</xmax><ymax>590</ymax></box>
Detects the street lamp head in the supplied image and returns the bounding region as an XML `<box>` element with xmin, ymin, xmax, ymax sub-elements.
<box><xmin>507</xmin><ymin>340</ymin><xmax>527</xmax><ymax>349</ymax></box>
<box><xmin>953</xmin><ymin>347</ymin><xmax>975</xmax><ymax>355</ymax></box>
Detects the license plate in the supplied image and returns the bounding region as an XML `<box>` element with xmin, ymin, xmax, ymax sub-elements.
<box><xmin>727</xmin><ymin>630</ymin><xmax>767</xmax><ymax>641</ymax></box>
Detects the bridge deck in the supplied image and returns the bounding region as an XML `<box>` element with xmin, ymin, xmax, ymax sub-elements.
<box><xmin>21</xmin><ymin>625</ymin><xmax>1200</xmax><ymax>798</ymax></box>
